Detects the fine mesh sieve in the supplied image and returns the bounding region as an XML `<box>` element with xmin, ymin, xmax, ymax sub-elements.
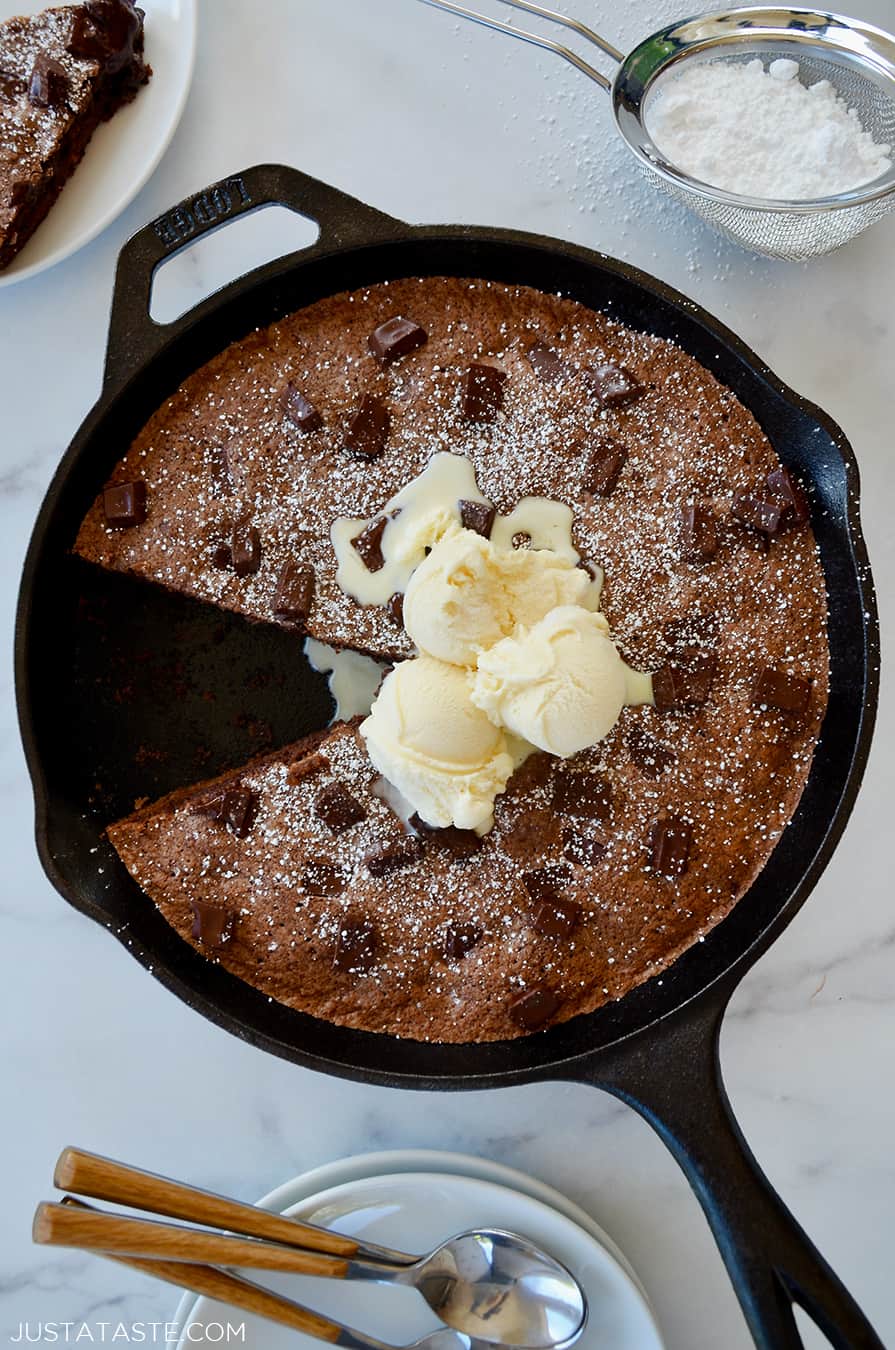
<box><xmin>418</xmin><ymin>1</ymin><xmax>895</xmax><ymax>259</ymax></box>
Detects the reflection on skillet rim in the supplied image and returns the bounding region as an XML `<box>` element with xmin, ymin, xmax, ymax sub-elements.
<box><xmin>15</xmin><ymin>172</ymin><xmax>878</xmax><ymax>1086</ymax></box>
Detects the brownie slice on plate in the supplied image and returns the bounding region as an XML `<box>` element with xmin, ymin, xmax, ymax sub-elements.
<box><xmin>0</xmin><ymin>0</ymin><xmax>150</xmax><ymax>271</ymax></box>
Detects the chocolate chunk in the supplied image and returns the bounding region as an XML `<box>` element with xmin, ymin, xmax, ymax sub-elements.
<box><xmin>28</xmin><ymin>54</ymin><xmax>69</xmax><ymax>107</ymax></box>
<box><xmin>346</xmin><ymin>395</ymin><xmax>390</xmax><ymax>459</ymax></box>
<box><xmin>231</xmin><ymin>520</ymin><xmax>261</xmax><ymax>577</ymax></box>
<box><xmin>753</xmin><ymin>667</ymin><xmax>812</xmax><ymax>714</ymax></box>
<box><xmin>368</xmin><ymin>316</ymin><xmax>427</xmax><ymax>363</ymax></box>
<box><xmin>584</xmin><ymin>363</ymin><xmax>643</xmax><ymax>408</ymax></box>
<box><xmin>652</xmin><ymin>653</ymin><xmax>717</xmax><ymax>713</ymax></box>
<box><xmin>86</xmin><ymin>0</ymin><xmax>137</xmax><ymax>23</ymax></box>
<box><xmin>273</xmin><ymin>561</ymin><xmax>315</xmax><ymax>627</ymax></box>
<box><xmin>283</xmin><ymin>383</ymin><xmax>323</xmax><ymax>432</ymax></box>
<box><xmin>441</xmin><ymin>923</ymin><xmax>482</xmax><ymax>961</ymax></box>
<box><xmin>386</xmin><ymin>591</ymin><xmax>404</xmax><ymax>627</ymax></box>
<box><xmin>509</xmin><ymin>984</ymin><xmax>561</xmax><ymax>1031</ymax></box>
<box><xmin>411</xmin><ymin>815</ymin><xmax>482</xmax><ymax>861</ymax></box>
<box><xmin>459</xmin><ymin>499</ymin><xmax>496</xmax><ymax>538</ymax></box>
<box><xmin>437</xmin><ymin>826</ymin><xmax>483</xmax><ymax>861</ymax></box>
<box><xmin>462</xmin><ymin>363</ymin><xmax>507</xmax><ymax>422</ymax></box>
<box><xmin>522</xmin><ymin>864</ymin><xmax>572</xmax><ymax>905</ymax></box>
<box><xmin>532</xmin><ymin>897</ymin><xmax>581</xmax><ymax>938</ymax></box>
<box><xmin>288</xmin><ymin>752</ymin><xmax>328</xmax><ymax>784</ymax></box>
<box><xmin>680</xmin><ymin>504</ymin><xmax>719</xmax><ymax>562</ymax></box>
<box><xmin>582</xmin><ymin>438</ymin><xmax>628</xmax><ymax>496</ymax></box>
<box><xmin>302</xmin><ymin>856</ymin><xmax>345</xmax><ymax>896</ymax></box>
<box><xmin>766</xmin><ymin>466</ymin><xmax>809</xmax><ymax>527</ymax></box>
<box><xmin>626</xmin><ymin>725</ymin><xmax>676</xmax><ymax>777</ymax></box>
<box><xmin>333</xmin><ymin>919</ymin><xmax>379</xmax><ymax>973</ymax></box>
<box><xmin>315</xmin><ymin>781</ymin><xmax>366</xmax><ymax>833</ymax></box>
<box><xmin>365</xmin><ymin>836</ymin><xmax>422</xmax><ymax>876</ymax></box>
<box><xmin>103</xmin><ymin>481</ymin><xmax>147</xmax><ymax>529</ymax></box>
<box><xmin>195</xmin><ymin>785</ymin><xmax>256</xmax><ymax>839</ymax></box>
<box><xmin>562</xmin><ymin>827</ymin><xmax>607</xmax><ymax>866</ymax></box>
<box><xmin>210</xmin><ymin>543</ymin><xmax>232</xmax><ymax>570</ymax></box>
<box><xmin>649</xmin><ymin>815</ymin><xmax>693</xmax><ymax>877</ymax></box>
<box><xmin>351</xmin><ymin>516</ymin><xmax>388</xmax><ymax>572</ymax></box>
<box><xmin>731</xmin><ymin>493</ymin><xmax>783</xmax><ymax>537</ymax></box>
<box><xmin>526</xmin><ymin>342</ymin><xmax>567</xmax><ymax>383</ymax></box>
<box><xmin>511</xmin><ymin>531</ymin><xmax>532</xmax><ymax>550</ymax></box>
<box><xmin>501</xmin><ymin>807</ymin><xmax>562</xmax><ymax>861</ymax></box>
<box><xmin>69</xmin><ymin>0</ymin><xmax>142</xmax><ymax>73</ymax></box>
<box><xmin>68</xmin><ymin>8</ymin><xmax>108</xmax><ymax>59</ymax></box>
<box><xmin>189</xmin><ymin>900</ymin><xmax>235</xmax><ymax>948</ymax></box>
<box><xmin>552</xmin><ymin>769</ymin><xmax>612</xmax><ymax>821</ymax></box>
<box><xmin>220</xmin><ymin>787</ymin><xmax>256</xmax><ymax>838</ymax></box>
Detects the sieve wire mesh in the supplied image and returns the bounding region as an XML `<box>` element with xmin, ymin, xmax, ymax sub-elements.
<box><xmin>638</xmin><ymin>42</ymin><xmax>895</xmax><ymax>260</ymax></box>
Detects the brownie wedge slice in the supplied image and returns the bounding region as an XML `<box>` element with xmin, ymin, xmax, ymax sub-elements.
<box><xmin>0</xmin><ymin>0</ymin><xmax>150</xmax><ymax>271</ymax></box>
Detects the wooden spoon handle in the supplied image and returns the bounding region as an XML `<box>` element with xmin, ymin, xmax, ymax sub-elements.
<box><xmin>54</xmin><ymin>1147</ymin><xmax>360</xmax><ymax>1258</ymax></box>
<box><xmin>53</xmin><ymin>1200</ymin><xmax>343</xmax><ymax>1343</ymax></box>
<box><xmin>106</xmin><ymin>1254</ymin><xmax>342</xmax><ymax>1343</ymax></box>
<box><xmin>34</xmin><ymin>1201</ymin><xmax>350</xmax><ymax>1277</ymax></box>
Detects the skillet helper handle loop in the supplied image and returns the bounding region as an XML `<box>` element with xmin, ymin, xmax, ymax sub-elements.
<box><xmin>582</xmin><ymin>992</ymin><xmax>884</xmax><ymax>1350</ymax></box>
<box><xmin>102</xmin><ymin>162</ymin><xmax>402</xmax><ymax>390</ymax></box>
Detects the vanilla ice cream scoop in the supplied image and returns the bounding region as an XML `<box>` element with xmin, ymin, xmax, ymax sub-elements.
<box><xmin>360</xmin><ymin>655</ymin><xmax>515</xmax><ymax>832</ymax></box>
<box><xmin>472</xmin><ymin>607</ymin><xmax>635</xmax><ymax>758</ymax></box>
<box><xmin>403</xmin><ymin>526</ymin><xmax>599</xmax><ymax>667</ymax></box>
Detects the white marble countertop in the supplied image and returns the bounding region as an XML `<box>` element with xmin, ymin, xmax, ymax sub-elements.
<box><xmin>2</xmin><ymin>1</ymin><xmax>894</xmax><ymax>1347</ymax></box>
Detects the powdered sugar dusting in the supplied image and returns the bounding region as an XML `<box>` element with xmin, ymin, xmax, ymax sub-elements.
<box><xmin>94</xmin><ymin>276</ymin><xmax>830</xmax><ymax>1042</ymax></box>
<box><xmin>647</xmin><ymin>58</ymin><xmax>892</xmax><ymax>200</ymax></box>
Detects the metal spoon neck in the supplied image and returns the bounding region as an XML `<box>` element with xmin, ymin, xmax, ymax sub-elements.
<box><xmin>344</xmin><ymin>1254</ymin><xmax>421</xmax><ymax>1285</ymax></box>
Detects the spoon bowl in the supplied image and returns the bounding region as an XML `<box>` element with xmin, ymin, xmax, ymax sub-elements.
<box><xmin>351</xmin><ymin>1227</ymin><xmax>587</xmax><ymax>1347</ymax></box>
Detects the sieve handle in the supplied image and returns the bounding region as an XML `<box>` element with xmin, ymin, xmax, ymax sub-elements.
<box><xmin>416</xmin><ymin>0</ymin><xmax>622</xmax><ymax>92</ymax></box>
<box><xmin>577</xmin><ymin>989</ymin><xmax>885</xmax><ymax>1350</ymax></box>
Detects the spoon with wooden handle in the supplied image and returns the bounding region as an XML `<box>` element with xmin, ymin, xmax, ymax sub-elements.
<box><xmin>46</xmin><ymin>1150</ymin><xmax>587</xmax><ymax>1349</ymax></box>
<box><xmin>49</xmin><ymin>1199</ymin><xmax>477</xmax><ymax>1350</ymax></box>
<box><xmin>54</xmin><ymin>1146</ymin><xmax>392</xmax><ymax>1260</ymax></box>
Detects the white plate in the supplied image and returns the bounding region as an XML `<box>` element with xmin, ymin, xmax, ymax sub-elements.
<box><xmin>172</xmin><ymin>1153</ymin><xmax>663</xmax><ymax>1350</ymax></box>
<box><xmin>0</xmin><ymin>0</ymin><xmax>197</xmax><ymax>287</ymax></box>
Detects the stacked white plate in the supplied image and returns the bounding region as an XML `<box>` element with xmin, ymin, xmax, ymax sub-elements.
<box><xmin>172</xmin><ymin>1151</ymin><xmax>664</xmax><ymax>1349</ymax></box>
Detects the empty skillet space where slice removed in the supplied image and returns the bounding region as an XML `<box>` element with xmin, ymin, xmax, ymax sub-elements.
<box><xmin>37</xmin><ymin>557</ymin><xmax>333</xmax><ymax>904</ymax></box>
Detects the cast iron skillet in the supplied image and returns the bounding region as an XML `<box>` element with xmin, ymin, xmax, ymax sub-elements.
<box><xmin>16</xmin><ymin>165</ymin><xmax>881</xmax><ymax>1349</ymax></box>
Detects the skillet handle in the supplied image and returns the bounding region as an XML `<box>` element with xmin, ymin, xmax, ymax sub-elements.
<box><xmin>102</xmin><ymin>163</ymin><xmax>402</xmax><ymax>390</ymax></box>
<box><xmin>576</xmin><ymin>990</ymin><xmax>884</xmax><ymax>1350</ymax></box>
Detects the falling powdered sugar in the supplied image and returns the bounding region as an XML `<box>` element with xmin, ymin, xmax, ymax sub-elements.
<box><xmin>646</xmin><ymin>57</ymin><xmax>892</xmax><ymax>200</ymax></box>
